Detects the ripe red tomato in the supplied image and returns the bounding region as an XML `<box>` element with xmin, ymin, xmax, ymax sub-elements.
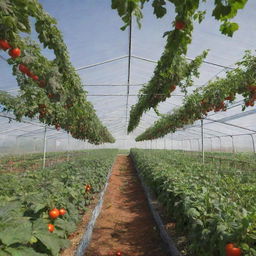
<box><xmin>0</xmin><ymin>40</ymin><xmax>11</xmax><ymax>50</ymax></box>
<box><xmin>49</xmin><ymin>208</ymin><xmax>60</xmax><ymax>219</ymax></box>
<box><xmin>116</xmin><ymin>251</ymin><xmax>122</xmax><ymax>256</ymax></box>
<box><xmin>59</xmin><ymin>208</ymin><xmax>67</xmax><ymax>215</ymax></box>
<box><xmin>8</xmin><ymin>48</ymin><xmax>21</xmax><ymax>58</ymax></box>
<box><xmin>48</xmin><ymin>224</ymin><xmax>55</xmax><ymax>232</ymax></box>
<box><xmin>18</xmin><ymin>64</ymin><xmax>30</xmax><ymax>75</ymax></box>
<box><xmin>32</xmin><ymin>75</ymin><xmax>39</xmax><ymax>81</ymax></box>
<box><xmin>175</xmin><ymin>21</ymin><xmax>185</xmax><ymax>30</ymax></box>
<box><xmin>225</xmin><ymin>243</ymin><xmax>242</xmax><ymax>256</ymax></box>
<box><xmin>231</xmin><ymin>248</ymin><xmax>242</xmax><ymax>256</ymax></box>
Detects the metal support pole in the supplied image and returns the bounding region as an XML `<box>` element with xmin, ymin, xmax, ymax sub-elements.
<box><xmin>43</xmin><ymin>126</ymin><xmax>47</xmax><ymax>169</ymax></box>
<box><xmin>201</xmin><ymin>119</ymin><xmax>205</xmax><ymax>163</ymax></box>
<box><xmin>189</xmin><ymin>140</ymin><xmax>192</xmax><ymax>152</ymax></box>
<box><xmin>230</xmin><ymin>135</ymin><xmax>235</xmax><ymax>153</ymax></box>
<box><xmin>67</xmin><ymin>133</ymin><xmax>70</xmax><ymax>161</ymax></box>
<box><xmin>218</xmin><ymin>136</ymin><xmax>222</xmax><ymax>152</ymax></box>
<box><xmin>210</xmin><ymin>137</ymin><xmax>213</xmax><ymax>152</ymax></box>
<box><xmin>197</xmin><ymin>139</ymin><xmax>200</xmax><ymax>152</ymax></box>
<box><xmin>250</xmin><ymin>134</ymin><xmax>256</xmax><ymax>153</ymax></box>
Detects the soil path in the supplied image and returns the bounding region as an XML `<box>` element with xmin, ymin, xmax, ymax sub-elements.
<box><xmin>85</xmin><ymin>155</ymin><xmax>167</xmax><ymax>256</ymax></box>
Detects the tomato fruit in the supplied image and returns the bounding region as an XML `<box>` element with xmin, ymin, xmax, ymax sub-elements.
<box><xmin>8</xmin><ymin>48</ymin><xmax>21</xmax><ymax>58</ymax></box>
<box><xmin>18</xmin><ymin>64</ymin><xmax>30</xmax><ymax>75</ymax></box>
<box><xmin>32</xmin><ymin>75</ymin><xmax>39</xmax><ymax>81</ymax></box>
<box><xmin>48</xmin><ymin>224</ymin><xmax>55</xmax><ymax>232</ymax></box>
<box><xmin>59</xmin><ymin>208</ymin><xmax>67</xmax><ymax>215</ymax></box>
<box><xmin>49</xmin><ymin>208</ymin><xmax>60</xmax><ymax>219</ymax></box>
<box><xmin>116</xmin><ymin>251</ymin><xmax>122</xmax><ymax>256</ymax></box>
<box><xmin>175</xmin><ymin>21</ymin><xmax>185</xmax><ymax>30</ymax></box>
<box><xmin>225</xmin><ymin>243</ymin><xmax>242</xmax><ymax>256</ymax></box>
<box><xmin>0</xmin><ymin>40</ymin><xmax>11</xmax><ymax>50</ymax></box>
<box><xmin>231</xmin><ymin>248</ymin><xmax>242</xmax><ymax>256</ymax></box>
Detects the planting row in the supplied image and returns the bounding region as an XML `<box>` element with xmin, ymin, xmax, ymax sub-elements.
<box><xmin>130</xmin><ymin>149</ymin><xmax>256</xmax><ymax>256</ymax></box>
<box><xmin>0</xmin><ymin>150</ymin><xmax>92</xmax><ymax>173</ymax></box>
<box><xmin>0</xmin><ymin>149</ymin><xmax>117</xmax><ymax>256</ymax></box>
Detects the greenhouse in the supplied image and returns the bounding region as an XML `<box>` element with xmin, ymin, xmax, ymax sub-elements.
<box><xmin>0</xmin><ymin>0</ymin><xmax>255</xmax><ymax>255</ymax></box>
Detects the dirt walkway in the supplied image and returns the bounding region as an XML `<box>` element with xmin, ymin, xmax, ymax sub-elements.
<box><xmin>85</xmin><ymin>155</ymin><xmax>167</xmax><ymax>256</ymax></box>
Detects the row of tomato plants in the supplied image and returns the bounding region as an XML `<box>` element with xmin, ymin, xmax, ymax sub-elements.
<box><xmin>0</xmin><ymin>150</ymin><xmax>89</xmax><ymax>172</ymax></box>
<box><xmin>0</xmin><ymin>0</ymin><xmax>114</xmax><ymax>144</ymax></box>
<box><xmin>0</xmin><ymin>149</ymin><xmax>117</xmax><ymax>256</ymax></box>
<box><xmin>130</xmin><ymin>149</ymin><xmax>256</xmax><ymax>256</ymax></box>
<box><xmin>136</xmin><ymin>51</ymin><xmax>256</xmax><ymax>141</ymax></box>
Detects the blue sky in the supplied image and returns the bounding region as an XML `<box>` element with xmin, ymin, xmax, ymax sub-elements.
<box><xmin>0</xmin><ymin>0</ymin><xmax>256</xmax><ymax>145</ymax></box>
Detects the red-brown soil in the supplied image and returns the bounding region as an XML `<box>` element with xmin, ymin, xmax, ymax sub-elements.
<box><xmin>84</xmin><ymin>155</ymin><xmax>167</xmax><ymax>256</ymax></box>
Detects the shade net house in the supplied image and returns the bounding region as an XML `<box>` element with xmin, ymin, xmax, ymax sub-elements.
<box><xmin>0</xmin><ymin>1</ymin><xmax>255</xmax><ymax>256</ymax></box>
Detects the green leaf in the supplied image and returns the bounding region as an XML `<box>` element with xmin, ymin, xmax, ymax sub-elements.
<box><xmin>35</xmin><ymin>232</ymin><xmax>70</xmax><ymax>255</ymax></box>
<box><xmin>54</xmin><ymin>218</ymin><xmax>76</xmax><ymax>234</ymax></box>
<box><xmin>220</xmin><ymin>21</ymin><xmax>239</xmax><ymax>37</ymax></box>
<box><xmin>152</xmin><ymin>0</ymin><xmax>166</xmax><ymax>18</ymax></box>
<box><xmin>0</xmin><ymin>218</ymin><xmax>32</xmax><ymax>246</ymax></box>
<box><xmin>4</xmin><ymin>247</ymin><xmax>47</xmax><ymax>256</ymax></box>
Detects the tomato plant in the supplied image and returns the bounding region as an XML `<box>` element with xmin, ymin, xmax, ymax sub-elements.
<box><xmin>131</xmin><ymin>149</ymin><xmax>256</xmax><ymax>255</ymax></box>
<box><xmin>0</xmin><ymin>149</ymin><xmax>118</xmax><ymax>256</ymax></box>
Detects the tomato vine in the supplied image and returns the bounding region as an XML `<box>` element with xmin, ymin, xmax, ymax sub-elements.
<box><xmin>0</xmin><ymin>0</ymin><xmax>114</xmax><ymax>144</ymax></box>
<box><xmin>112</xmin><ymin>0</ymin><xmax>248</xmax><ymax>134</ymax></box>
<box><xmin>135</xmin><ymin>51</ymin><xmax>256</xmax><ymax>141</ymax></box>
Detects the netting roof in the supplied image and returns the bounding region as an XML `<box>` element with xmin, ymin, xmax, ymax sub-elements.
<box><xmin>0</xmin><ymin>0</ymin><xmax>256</xmax><ymax>149</ymax></box>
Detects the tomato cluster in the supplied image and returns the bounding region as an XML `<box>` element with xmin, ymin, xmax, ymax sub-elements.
<box><xmin>47</xmin><ymin>207</ymin><xmax>67</xmax><ymax>232</ymax></box>
<box><xmin>0</xmin><ymin>39</ymin><xmax>21</xmax><ymax>58</ymax></box>
<box><xmin>225</xmin><ymin>243</ymin><xmax>242</xmax><ymax>256</ymax></box>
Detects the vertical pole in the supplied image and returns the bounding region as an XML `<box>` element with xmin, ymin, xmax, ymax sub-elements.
<box><xmin>250</xmin><ymin>134</ymin><xmax>256</xmax><ymax>153</ymax></box>
<box><xmin>218</xmin><ymin>136</ymin><xmax>222</xmax><ymax>152</ymax></box>
<box><xmin>67</xmin><ymin>133</ymin><xmax>70</xmax><ymax>161</ymax></box>
<box><xmin>230</xmin><ymin>135</ymin><xmax>235</xmax><ymax>153</ymax></box>
<box><xmin>189</xmin><ymin>140</ymin><xmax>192</xmax><ymax>152</ymax></box>
<box><xmin>43</xmin><ymin>126</ymin><xmax>47</xmax><ymax>169</ymax></box>
<box><xmin>201</xmin><ymin>119</ymin><xmax>205</xmax><ymax>164</ymax></box>
<box><xmin>164</xmin><ymin>139</ymin><xmax>166</xmax><ymax>150</ymax></box>
<box><xmin>210</xmin><ymin>137</ymin><xmax>213</xmax><ymax>152</ymax></box>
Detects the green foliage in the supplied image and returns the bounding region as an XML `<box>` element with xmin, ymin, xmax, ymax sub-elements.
<box><xmin>136</xmin><ymin>51</ymin><xmax>256</xmax><ymax>141</ymax></box>
<box><xmin>131</xmin><ymin>149</ymin><xmax>256</xmax><ymax>255</ymax></box>
<box><xmin>0</xmin><ymin>149</ymin><xmax>118</xmax><ymax>256</ymax></box>
<box><xmin>0</xmin><ymin>0</ymin><xmax>114</xmax><ymax>144</ymax></box>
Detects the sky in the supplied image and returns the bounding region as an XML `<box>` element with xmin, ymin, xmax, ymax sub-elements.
<box><xmin>0</xmin><ymin>0</ymin><xmax>256</xmax><ymax>151</ymax></box>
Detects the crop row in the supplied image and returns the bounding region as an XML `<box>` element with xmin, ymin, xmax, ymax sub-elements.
<box><xmin>130</xmin><ymin>149</ymin><xmax>256</xmax><ymax>256</ymax></box>
<box><xmin>0</xmin><ymin>149</ymin><xmax>117</xmax><ymax>256</ymax></box>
